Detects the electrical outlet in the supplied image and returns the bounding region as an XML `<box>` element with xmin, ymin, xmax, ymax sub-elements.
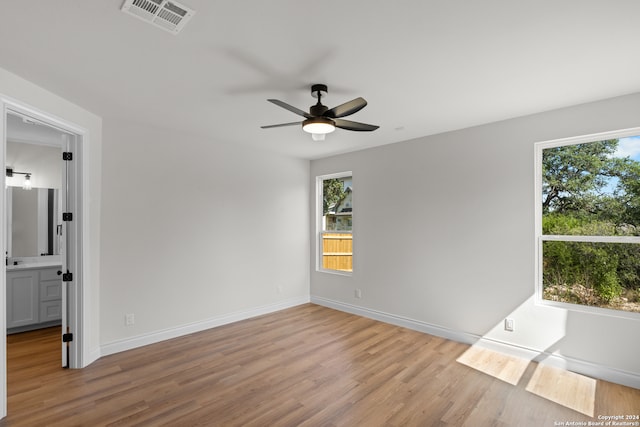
<box><xmin>504</xmin><ymin>318</ymin><xmax>514</xmax><ymax>332</ymax></box>
<box><xmin>277</xmin><ymin>285</ymin><xmax>283</xmax><ymax>294</ymax></box>
<box><xmin>125</xmin><ymin>313</ymin><xmax>135</xmax><ymax>326</ymax></box>
<box><xmin>355</xmin><ymin>289</ymin><xmax>362</xmax><ymax>299</ymax></box>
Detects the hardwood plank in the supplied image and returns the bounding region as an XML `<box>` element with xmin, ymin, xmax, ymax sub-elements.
<box><xmin>2</xmin><ymin>304</ymin><xmax>639</xmax><ymax>426</ymax></box>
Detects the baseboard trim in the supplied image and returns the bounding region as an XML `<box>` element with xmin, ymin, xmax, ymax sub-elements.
<box><xmin>100</xmin><ymin>296</ymin><xmax>310</xmax><ymax>357</ymax></box>
<box><xmin>7</xmin><ymin>320</ymin><xmax>61</xmax><ymax>335</ymax></box>
<box><xmin>311</xmin><ymin>295</ymin><xmax>476</xmax><ymax>344</ymax></box>
<box><xmin>311</xmin><ymin>295</ymin><xmax>640</xmax><ymax>390</ymax></box>
<box><xmin>84</xmin><ymin>347</ymin><xmax>101</xmax><ymax>368</ymax></box>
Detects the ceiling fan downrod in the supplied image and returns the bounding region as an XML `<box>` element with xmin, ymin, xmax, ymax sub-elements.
<box><xmin>310</xmin><ymin>84</ymin><xmax>329</xmax><ymax>116</ymax></box>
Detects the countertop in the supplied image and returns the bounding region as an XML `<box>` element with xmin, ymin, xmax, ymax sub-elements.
<box><xmin>6</xmin><ymin>261</ymin><xmax>62</xmax><ymax>271</ymax></box>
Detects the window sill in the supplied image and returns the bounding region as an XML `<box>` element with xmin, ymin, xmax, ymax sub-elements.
<box><xmin>536</xmin><ymin>297</ymin><xmax>640</xmax><ymax>321</ymax></box>
<box><xmin>317</xmin><ymin>268</ymin><xmax>352</xmax><ymax>277</ymax></box>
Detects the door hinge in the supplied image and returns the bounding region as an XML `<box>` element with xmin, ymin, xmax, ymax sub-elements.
<box><xmin>62</xmin><ymin>271</ymin><xmax>73</xmax><ymax>282</ymax></box>
<box><xmin>62</xmin><ymin>333</ymin><xmax>73</xmax><ymax>343</ymax></box>
<box><xmin>62</xmin><ymin>212</ymin><xmax>73</xmax><ymax>221</ymax></box>
<box><xmin>62</xmin><ymin>152</ymin><xmax>73</xmax><ymax>161</ymax></box>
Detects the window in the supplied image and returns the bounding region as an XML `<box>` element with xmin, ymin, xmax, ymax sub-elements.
<box><xmin>318</xmin><ymin>172</ymin><xmax>353</xmax><ymax>273</ymax></box>
<box><xmin>536</xmin><ymin>129</ymin><xmax>640</xmax><ymax>316</ymax></box>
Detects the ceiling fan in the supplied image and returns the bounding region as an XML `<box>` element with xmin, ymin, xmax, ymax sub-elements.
<box><xmin>261</xmin><ymin>84</ymin><xmax>379</xmax><ymax>141</ymax></box>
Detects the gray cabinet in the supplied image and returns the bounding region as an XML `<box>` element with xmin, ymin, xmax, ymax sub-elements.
<box><xmin>6</xmin><ymin>270</ymin><xmax>39</xmax><ymax>328</ymax></box>
<box><xmin>6</xmin><ymin>266</ymin><xmax>62</xmax><ymax>332</ymax></box>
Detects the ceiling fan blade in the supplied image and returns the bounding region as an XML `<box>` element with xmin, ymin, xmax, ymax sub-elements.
<box><xmin>267</xmin><ymin>99</ymin><xmax>312</xmax><ymax>118</ymax></box>
<box><xmin>261</xmin><ymin>121</ymin><xmax>302</xmax><ymax>129</ymax></box>
<box><xmin>324</xmin><ymin>97</ymin><xmax>367</xmax><ymax>118</ymax></box>
<box><xmin>334</xmin><ymin>119</ymin><xmax>379</xmax><ymax>132</ymax></box>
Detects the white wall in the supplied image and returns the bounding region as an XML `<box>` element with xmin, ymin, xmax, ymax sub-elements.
<box><xmin>99</xmin><ymin>120</ymin><xmax>310</xmax><ymax>350</ymax></box>
<box><xmin>310</xmin><ymin>93</ymin><xmax>640</xmax><ymax>387</ymax></box>
<box><xmin>6</xmin><ymin>141</ymin><xmax>61</xmax><ymax>189</ymax></box>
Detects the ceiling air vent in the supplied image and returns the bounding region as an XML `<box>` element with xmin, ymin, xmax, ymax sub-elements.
<box><xmin>121</xmin><ymin>0</ymin><xmax>195</xmax><ymax>35</ymax></box>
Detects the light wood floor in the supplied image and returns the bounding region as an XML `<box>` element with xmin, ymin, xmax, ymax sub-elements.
<box><xmin>2</xmin><ymin>304</ymin><xmax>639</xmax><ymax>426</ymax></box>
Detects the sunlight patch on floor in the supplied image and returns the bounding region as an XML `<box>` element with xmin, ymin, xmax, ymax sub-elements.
<box><xmin>525</xmin><ymin>363</ymin><xmax>596</xmax><ymax>417</ymax></box>
<box><xmin>456</xmin><ymin>346</ymin><xmax>530</xmax><ymax>386</ymax></box>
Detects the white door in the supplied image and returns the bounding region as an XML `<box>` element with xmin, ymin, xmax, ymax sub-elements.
<box><xmin>59</xmin><ymin>134</ymin><xmax>79</xmax><ymax>368</ymax></box>
<box><xmin>60</xmin><ymin>137</ymin><xmax>69</xmax><ymax>368</ymax></box>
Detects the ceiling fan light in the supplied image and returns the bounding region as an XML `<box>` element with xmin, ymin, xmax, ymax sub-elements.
<box><xmin>302</xmin><ymin>117</ymin><xmax>335</xmax><ymax>135</ymax></box>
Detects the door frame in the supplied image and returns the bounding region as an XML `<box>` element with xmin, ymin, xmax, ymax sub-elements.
<box><xmin>0</xmin><ymin>96</ymin><xmax>86</xmax><ymax>417</ymax></box>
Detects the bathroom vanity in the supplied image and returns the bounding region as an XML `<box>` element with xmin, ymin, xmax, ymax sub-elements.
<box><xmin>6</xmin><ymin>185</ymin><xmax>63</xmax><ymax>333</ymax></box>
<box><xmin>6</xmin><ymin>263</ymin><xmax>62</xmax><ymax>333</ymax></box>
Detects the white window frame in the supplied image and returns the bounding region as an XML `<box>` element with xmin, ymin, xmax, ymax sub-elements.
<box><xmin>535</xmin><ymin>127</ymin><xmax>640</xmax><ymax>320</ymax></box>
<box><xmin>316</xmin><ymin>171</ymin><xmax>353</xmax><ymax>276</ymax></box>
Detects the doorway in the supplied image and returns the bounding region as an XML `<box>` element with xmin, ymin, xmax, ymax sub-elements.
<box><xmin>2</xmin><ymin>104</ymin><xmax>84</xmax><ymax>384</ymax></box>
<box><xmin>5</xmin><ymin>112</ymin><xmax>68</xmax><ymax>364</ymax></box>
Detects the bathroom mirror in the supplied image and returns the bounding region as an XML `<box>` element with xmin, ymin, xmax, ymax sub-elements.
<box><xmin>6</xmin><ymin>186</ymin><xmax>60</xmax><ymax>257</ymax></box>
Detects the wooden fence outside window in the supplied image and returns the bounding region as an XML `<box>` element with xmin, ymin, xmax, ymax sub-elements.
<box><xmin>322</xmin><ymin>232</ymin><xmax>352</xmax><ymax>272</ymax></box>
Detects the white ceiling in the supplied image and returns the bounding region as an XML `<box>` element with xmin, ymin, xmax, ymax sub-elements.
<box><xmin>1</xmin><ymin>1</ymin><xmax>640</xmax><ymax>159</ymax></box>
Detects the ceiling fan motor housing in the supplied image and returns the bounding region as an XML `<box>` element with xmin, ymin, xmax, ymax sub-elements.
<box><xmin>310</xmin><ymin>103</ymin><xmax>329</xmax><ymax>116</ymax></box>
